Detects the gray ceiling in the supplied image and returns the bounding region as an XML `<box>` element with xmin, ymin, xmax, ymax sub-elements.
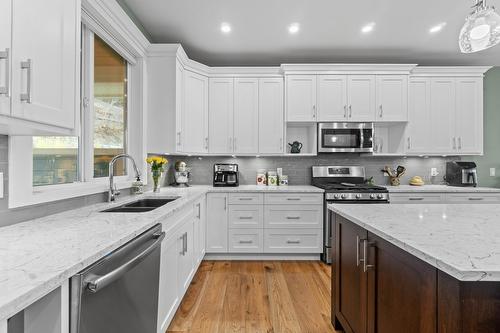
<box><xmin>118</xmin><ymin>0</ymin><xmax>500</xmax><ymax>66</ymax></box>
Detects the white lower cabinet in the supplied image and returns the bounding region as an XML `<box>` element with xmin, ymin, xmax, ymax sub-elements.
<box><xmin>193</xmin><ymin>197</ymin><xmax>206</xmax><ymax>265</ymax></box>
<box><xmin>206</xmin><ymin>192</ymin><xmax>323</xmax><ymax>255</ymax></box>
<box><xmin>390</xmin><ymin>193</ymin><xmax>446</xmax><ymax>203</ymax></box>
<box><xmin>446</xmin><ymin>193</ymin><xmax>500</xmax><ymax>203</ymax></box>
<box><xmin>263</xmin><ymin>229</ymin><xmax>322</xmax><ymax>253</ymax></box>
<box><xmin>390</xmin><ymin>192</ymin><xmax>500</xmax><ymax>204</ymax></box>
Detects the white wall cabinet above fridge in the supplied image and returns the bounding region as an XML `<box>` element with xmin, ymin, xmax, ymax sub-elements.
<box><xmin>0</xmin><ymin>0</ymin><xmax>80</xmax><ymax>135</ymax></box>
<box><xmin>286</xmin><ymin>74</ymin><xmax>407</xmax><ymax>123</ymax></box>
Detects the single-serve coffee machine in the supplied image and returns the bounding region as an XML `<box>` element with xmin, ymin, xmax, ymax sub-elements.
<box><xmin>446</xmin><ymin>161</ymin><xmax>478</xmax><ymax>187</ymax></box>
<box><xmin>213</xmin><ymin>164</ymin><xmax>239</xmax><ymax>187</ymax></box>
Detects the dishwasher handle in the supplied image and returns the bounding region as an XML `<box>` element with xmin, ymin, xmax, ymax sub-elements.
<box><xmin>86</xmin><ymin>231</ymin><xmax>165</xmax><ymax>293</ymax></box>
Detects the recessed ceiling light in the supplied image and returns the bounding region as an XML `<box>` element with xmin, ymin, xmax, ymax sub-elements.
<box><xmin>429</xmin><ymin>22</ymin><xmax>447</xmax><ymax>34</ymax></box>
<box><xmin>361</xmin><ymin>22</ymin><xmax>376</xmax><ymax>33</ymax></box>
<box><xmin>288</xmin><ymin>23</ymin><xmax>300</xmax><ymax>34</ymax></box>
<box><xmin>220</xmin><ymin>22</ymin><xmax>231</xmax><ymax>34</ymax></box>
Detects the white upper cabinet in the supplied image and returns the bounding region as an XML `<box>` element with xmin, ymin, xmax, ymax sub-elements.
<box><xmin>317</xmin><ymin>75</ymin><xmax>348</xmax><ymax>121</ymax></box>
<box><xmin>234</xmin><ymin>78</ymin><xmax>259</xmax><ymax>154</ymax></box>
<box><xmin>286</xmin><ymin>75</ymin><xmax>317</xmax><ymax>122</ymax></box>
<box><xmin>175</xmin><ymin>63</ymin><xmax>184</xmax><ymax>152</ymax></box>
<box><xmin>209</xmin><ymin>78</ymin><xmax>234</xmax><ymax>154</ymax></box>
<box><xmin>259</xmin><ymin>78</ymin><xmax>284</xmax><ymax>154</ymax></box>
<box><xmin>0</xmin><ymin>0</ymin><xmax>11</xmax><ymax>116</ymax></box>
<box><xmin>183</xmin><ymin>70</ymin><xmax>209</xmax><ymax>153</ymax></box>
<box><xmin>347</xmin><ymin>75</ymin><xmax>376</xmax><ymax>121</ymax></box>
<box><xmin>376</xmin><ymin>75</ymin><xmax>408</xmax><ymax>121</ymax></box>
<box><xmin>455</xmin><ymin>77</ymin><xmax>483</xmax><ymax>154</ymax></box>
<box><xmin>407</xmin><ymin>78</ymin><xmax>432</xmax><ymax>154</ymax></box>
<box><xmin>430</xmin><ymin>78</ymin><xmax>456</xmax><ymax>153</ymax></box>
<box><xmin>10</xmin><ymin>0</ymin><xmax>79</xmax><ymax>129</ymax></box>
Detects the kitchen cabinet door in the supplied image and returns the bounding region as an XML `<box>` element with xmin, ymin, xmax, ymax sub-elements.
<box><xmin>430</xmin><ymin>78</ymin><xmax>456</xmax><ymax>154</ymax></box>
<box><xmin>10</xmin><ymin>0</ymin><xmax>79</xmax><ymax>129</ymax></box>
<box><xmin>193</xmin><ymin>197</ymin><xmax>206</xmax><ymax>265</ymax></box>
<box><xmin>317</xmin><ymin>75</ymin><xmax>348</xmax><ymax>121</ymax></box>
<box><xmin>183</xmin><ymin>70</ymin><xmax>209</xmax><ymax>153</ymax></box>
<box><xmin>0</xmin><ymin>0</ymin><xmax>11</xmax><ymax>116</ymax></box>
<box><xmin>455</xmin><ymin>77</ymin><xmax>483</xmax><ymax>155</ymax></box>
<box><xmin>366</xmin><ymin>232</ymin><xmax>437</xmax><ymax>333</ymax></box>
<box><xmin>376</xmin><ymin>75</ymin><xmax>408</xmax><ymax>121</ymax></box>
<box><xmin>206</xmin><ymin>193</ymin><xmax>228</xmax><ymax>253</ymax></box>
<box><xmin>209</xmin><ymin>78</ymin><xmax>234</xmax><ymax>154</ymax></box>
<box><xmin>178</xmin><ymin>217</ymin><xmax>195</xmax><ymax>294</ymax></box>
<box><xmin>407</xmin><ymin>78</ymin><xmax>432</xmax><ymax>154</ymax></box>
<box><xmin>335</xmin><ymin>215</ymin><xmax>368</xmax><ymax>333</ymax></box>
<box><xmin>347</xmin><ymin>75</ymin><xmax>376</xmax><ymax>121</ymax></box>
<box><xmin>286</xmin><ymin>75</ymin><xmax>317</xmax><ymax>122</ymax></box>
<box><xmin>157</xmin><ymin>233</ymin><xmax>180</xmax><ymax>333</ymax></box>
<box><xmin>175</xmin><ymin>62</ymin><xmax>184</xmax><ymax>152</ymax></box>
<box><xmin>234</xmin><ymin>78</ymin><xmax>259</xmax><ymax>154</ymax></box>
<box><xmin>259</xmin><ymin>78</ymin><xmax>284</xmax><ymax>154</ymax></box>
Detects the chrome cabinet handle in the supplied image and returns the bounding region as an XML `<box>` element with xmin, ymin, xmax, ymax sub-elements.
<box><xmin>287</xmin><ymin>198</ymin><xmax>301</xmax><ymax>201</ymax></box>
<box><xmin>349</xmin><ymin>105</ymin><xmax>352</xmax><ymax>118</ymax></box>
<box><xmin>286</xmin><ymin>240</ymin><xmax>301</xmax><ymax>244</ymax></box>
<box><xmin>20</xmin><ymin>59</ymin><xmax>32</xmax><ymax>103</ymax></box>
<box><xmin>0</xmin><ymin>49</ymin><xmax>10</xmax><ymax>97</ymax></box>
<box><xmin>363</xmin><ymin>240</ymin><xmax>375</xmax><ymax>272</ymax></box>
<box><xmin>238</xmin><ymin>197</ymin><xmax>253</xmax><ymax>201</ymax></box>
<box><xmin>224</xmin><ymin>196</ymin><xmax>227</xmax><ymax>210</ymax></box>
<box><xmin>205</xmin><ymin>137</ymin><xmax>209</xmax><ymax>150</ymax></box>
<box><xmin>286</xmin><ymin>216</ymin><xmax>301</xmax><ymax>220</ymax></box>
<box><xmin>239</xmin><ymin>216</ymin><xmax>253</xmax><ymax>220</ymax></box>
<box><xmin>239</xmin><ymin>240</ymin><xmax>253</xmax><ymax>244</ymax></box>
<box><xmin>407</xmin><ymin>137</ymin><xmax>411</xmax><ymax>150</ymax></box>
<box><xmin>458</xmin><ymin>137</ymin><xmax>462</xmax><ymax>150</ymax></box>
<box><xmin>343</xmin><ymin>105</ymin><xmax>347</xmax><ymax>118</ymax></box>
<box><xmin>312</xmin><ymin>104</ymin><xmax>316</xmax><ymax>118</ymax></box>
<box><xmin>356</xmin><ymin>236</ymin><xmax>364</xmax><ymax>267</ymax></box>
<box><xmin>280</xmin><ymin>137</ymin><xmax>283</xmax><ymax>151</ymax></box>
<box><xmin>468</xmin><ymin>197</ymin><xmax>484</xmax><ymax>201</ymax></box>
<box><xmin>379</xmin><ymin>105</ymin><xmax>383</xmax><ymax>118</ymax></box>
<box><xmin>409</xmin><ymin>197</ymin><xmax>424</xmax><ymax>201</ymax></box>
<box><xmin>452</xmin><ymin>137</ymin><xmax>457</xmax><ymax>150</ymax></box>
<box><xmin>179</xmin><ymin>233</ymin><xmax>185</xmax><ymax>255</ymax></box>
<box><xmin>86</xmin><ymin>232</ymin><xmax>166</xmax><ymax>293</ymax></box>
<box><xmin>197</xmin><ymin>203</ymin><xmax>201</xmax><ymax>219</ymax></box>
<box><xmin>184</xmin><ymin>232</ymin><xmax>188</xmax><ymax>254</ymax></box>
<box><xmin>177</xmin><ymin>132</ymin><xmax>181</xmax><ymax>146</ymax></box>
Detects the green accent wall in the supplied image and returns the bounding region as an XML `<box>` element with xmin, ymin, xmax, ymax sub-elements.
<box><xmin>474</xmin><ymin>67</ymin><xmax>500</xmax><ymax>187</ymax></box>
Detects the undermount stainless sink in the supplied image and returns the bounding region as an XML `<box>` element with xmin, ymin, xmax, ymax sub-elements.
<box><xmin>101</xmin><ymin>198</ymin><xmax>179</xmax><ymax>213</ymax></box>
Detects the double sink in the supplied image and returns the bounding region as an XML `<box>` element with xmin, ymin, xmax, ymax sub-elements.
<box><xmin>101</xmin><ymin>198</ymin><xmax>179</xmax><ymax>213</ymax></box>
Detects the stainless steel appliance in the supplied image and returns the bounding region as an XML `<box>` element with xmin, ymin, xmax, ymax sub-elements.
<box><xmin>173</xmin><ymin>161</ymin><xmax>190</xmax><ymax>187</ymax></box>
<box><xmin>318</xmin><ymin>122</ymin><xmax>374</xmax><ymax>153</ymax></box>
<box><xmin>70</xmin><ymin>224</ymin><xmax>165</xmax><ymax>333</ymax></box>
<box><xmin>445</xmin><ymin>161</ymin><xmax>478</xmax><ymax>187</ymax></box>
<box><xmin>312</xmin><ymin>166</ymin><xmax>389</xmax><ymax>264</ymax></box>
<box><xmin>213</xmin><ymin>163</ymin><xmax>239</xmax><ymax>187</ymax></box>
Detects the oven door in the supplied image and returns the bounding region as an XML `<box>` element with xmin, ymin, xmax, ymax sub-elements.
<box><xmin>318</xmin><ymin>122</ymin><xmax>373</xmax><ymax>153</ymax></box>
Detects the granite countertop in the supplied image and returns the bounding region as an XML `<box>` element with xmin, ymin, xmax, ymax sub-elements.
<box><xmin>0</xmin><ymin>184</ymin><xmax>322</xmax><ymax>321</ymax></box>
<box><xmin>329</xmin><ymin>203</ymin><xmax>500</xmax><ymax>282</ymax></box>
<box><xmin>387</xmin><ymin>185</ymin><xmax>500</xmax><ymax>193</ymax></box>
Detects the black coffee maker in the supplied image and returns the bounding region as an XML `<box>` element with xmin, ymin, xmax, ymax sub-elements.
<box><xmin>213</xmin><ymin>164</ymin><xmax>239</xmax><ymax>187</ymax></box>
<box><xmin>445</xmin><ymin>161</ymin><xmax>478</xmax><ymax>187</ymax></box>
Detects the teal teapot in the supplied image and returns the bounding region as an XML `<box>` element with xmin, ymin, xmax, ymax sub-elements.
<box><xmin>288</xmin><ymin>141</ymin><xmax>303</xmax><ymax>154</ymax></box>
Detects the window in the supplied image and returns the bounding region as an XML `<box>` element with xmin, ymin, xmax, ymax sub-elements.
<box><xmin>32</xmin><ymin>137</ymin><xmax>79</xmax><ymax>186</ymax></box>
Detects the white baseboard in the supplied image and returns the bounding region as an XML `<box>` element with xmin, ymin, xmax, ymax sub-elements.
<box><xmin>204</xmin><ymin>253</ymin><xmax>321</xmax><ymax>261</ymax></box>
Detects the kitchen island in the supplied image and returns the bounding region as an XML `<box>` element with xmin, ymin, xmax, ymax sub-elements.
<box><xmin>329</xmin><ymin>203</ymin><xmax>500</xmax><ymax>333</ymax></box>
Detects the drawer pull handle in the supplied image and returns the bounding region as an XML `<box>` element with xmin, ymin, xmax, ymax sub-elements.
<box><xmin>286</xmin><ymin>216</ymin><xmax>301</xmax><ymax>220</ymax></box>
<box><xmin>239</xmin><ymin>240</ymin><xmax>253</xmax><ymax>244</ymax></box>
<box><xmin>239</xmin><ymin>198</ymin><xmax>253</xmax><ymax>201</ymax></box>
<box><xmin>286</xmin><ymin>240</ymin><xmax>301</xmax><ymax>244</ymax></box>
<box><xmin>287</xmin><ymin>198</ymin><xmax>301</xmax><ymax>201</ymax></box>
<box><xmin>468</xmin><ymin>197</ymin><xmax>484</xmax><ymax>201</ymax></box>
<box><xmin>239</xmin><ymin>216</ymin><xmax>253</xmax><ymax>220</ymax></box>
<box><xmin>409</xmin><ymin>197</ymin><xmax>424</xmax><ymax>201</ymax></box>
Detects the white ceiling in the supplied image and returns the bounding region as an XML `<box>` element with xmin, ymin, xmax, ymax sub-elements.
<box><xmin>119</xmin><ymin>0</ymin><xmax>500</xmax><ymax>66</ymax></box>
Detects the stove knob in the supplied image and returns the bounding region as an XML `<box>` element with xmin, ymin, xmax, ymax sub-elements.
<box><xmin>377</xmin><ymin>194</ymin><xmax>384</xmax><ymax>199</ymax></box>
<box><xmin>340</xmin><ymin>194</ymin><xmax>346</xmax><ymax>199</ymax></box>
<box><xmin>334</xmin><ymin>194</ymin><xmax>340</xmax><ymax>199</ymax></box>
<box><xmin>355</xmin><ymin>194</ymin><xmax>362</xmax><ymax>199</ymax></box>
<box><xmin>370</xmin><ymin>194</ymin><xmax>376</xmax><ymax>199</ymax></box>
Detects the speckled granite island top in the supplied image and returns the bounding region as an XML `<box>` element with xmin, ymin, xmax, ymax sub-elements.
<box><xmin>0</xmin><ymin>185</ymin><xmax>321</xmax><ymax>321</ymax></box>
<box><xmin>329</xmin><ymin>203</ymin><xmax>500</xmax><ymax>282</ymax></box>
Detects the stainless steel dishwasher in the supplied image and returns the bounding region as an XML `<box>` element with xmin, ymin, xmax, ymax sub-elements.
<box><xmin>70</xmin><ymin>224</ymin><xmax>165</xmax><ymax>333</ymax></box>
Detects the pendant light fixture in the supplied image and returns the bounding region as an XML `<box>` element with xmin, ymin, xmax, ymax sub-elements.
<box><xmin>459</xmin><ymin>0</ymin><xmax>500</xmax><ymax>53</ymax></box>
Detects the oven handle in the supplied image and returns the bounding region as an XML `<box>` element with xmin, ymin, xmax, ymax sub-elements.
<box><xmin>85</xmin><ymin>232</ymin><xmax>165</xmax><ymax>293</ymax></box>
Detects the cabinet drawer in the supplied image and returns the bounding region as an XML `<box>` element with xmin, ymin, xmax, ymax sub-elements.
<box><xmin>229</xmin><ymin>205</ymin><xmax>264</xmax><ymax>228</ymax></box>
<box><xmin>229</xmin><ymin>193</ymin><xmax>264</xmax><ymax>205</ymax></box>
<box><xmin>264</xmin><ymin>229</ymin><xmax>322</xmax><ymax>253</ymax></box>
<box><xmin>264</xmin><ymin>193</ymin><xmax>323</xmax><ymax>205</ymax></box>
<box><xmin>446</xmin><ymin>193</ymin><xmax>500</xmax><ymax>203</ymax></box>
<box><xmin>390</xmin><ymin>193</ymin><xmax>445</xmax><ymax>203</ymax></box>
<box><xmin>264</xmin><ymin>205</ymin><xmax>322</xmax><ymax>228</ymax></box>
<box><xmin>228</xmin><ymin>229</ymin><xmax>263</xmax><ymax>253</ymax></box>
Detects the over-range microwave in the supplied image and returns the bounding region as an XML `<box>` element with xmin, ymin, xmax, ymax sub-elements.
<box><xmin>318</xmin><ymin>122</ymin><xmax>374</xmax><ymax>153</ymax></box>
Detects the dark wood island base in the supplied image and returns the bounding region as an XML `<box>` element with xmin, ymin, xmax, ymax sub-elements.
<box><xmin>332</xmin><ymin>214</ymin><xmax>500</xmax><ymax>333</ymax></box>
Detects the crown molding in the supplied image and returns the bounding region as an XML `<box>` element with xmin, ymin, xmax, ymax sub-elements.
<box><xmin>411</xmin><ymin>66</ymin><xmax>493</xmax><ymax>77</ymax></box>
<box><xmin>280</xmin><ymin>63</ymin><xmax>418</xmax><ymax>75</ymax></box>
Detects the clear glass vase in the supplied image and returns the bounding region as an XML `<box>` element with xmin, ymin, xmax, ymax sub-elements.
<box><xmin>152</xmin><ymin>170</ymin><xmax>163</xmax><ymax>193</ymax></box>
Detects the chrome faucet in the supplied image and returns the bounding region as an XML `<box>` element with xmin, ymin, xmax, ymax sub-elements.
<box><xmin>108</xmin><ymin>154</ymin><xmax>141</xmax><ymax>202</ymax></box>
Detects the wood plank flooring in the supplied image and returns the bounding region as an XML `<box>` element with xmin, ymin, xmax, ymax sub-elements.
<box><xmin>166</xmin><ymin>260</ymin><xmax>339</xmax><ymax>333</ymax></box>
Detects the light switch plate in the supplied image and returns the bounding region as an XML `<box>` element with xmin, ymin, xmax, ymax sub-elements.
<box><xmin>0</xmin><ymin>172</ymin><xmax>3</xmax><ymax>198</ymax></box>
<box><xmin>490</xmin><ymin>168</ymin><xmax>496</xmax><ymax>177</ymax></box>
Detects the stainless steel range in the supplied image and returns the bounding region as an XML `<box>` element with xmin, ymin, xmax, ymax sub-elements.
<box><xmin>312</xmin><ymin>166</ymin><xmax>389</xmax><ymax>264</ymax></box>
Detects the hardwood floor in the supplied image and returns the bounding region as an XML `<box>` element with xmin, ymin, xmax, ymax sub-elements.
<box><xmin>166</xmin><ymin>260</ymin><xmax>339</xmax><ymax>333</ymax></box>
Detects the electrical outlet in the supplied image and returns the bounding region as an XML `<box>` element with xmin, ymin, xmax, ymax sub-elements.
<box><xmin>430</xmin><ymin>168</ymin><xmax>439</xmax><ymax>177</ymax></box>
<box><xmin>490</xmin><ymin>168</ymin><xmax>496</xmax><ymax>177</ymax></box>
<box><xmin>0</xmin><ymin>172</ymin><xmax>3</xmax><ymax>199</ymax></box>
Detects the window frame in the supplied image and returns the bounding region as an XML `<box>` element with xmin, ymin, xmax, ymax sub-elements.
<box><xmin>8</xmin><ymin>19</ymin><xmax>146</xmax><ymax>209</ymax></box>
